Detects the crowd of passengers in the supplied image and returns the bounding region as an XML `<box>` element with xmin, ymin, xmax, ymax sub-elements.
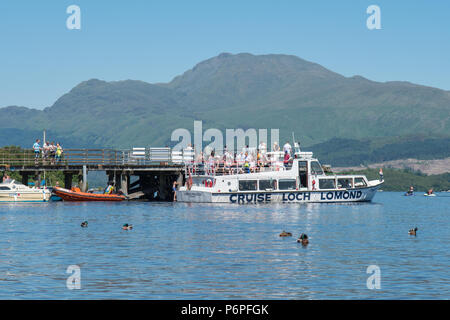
<box><xmin>184</xmin><ymin>141</ymin><xmax>295</xmax><ymax>175</ymax></box>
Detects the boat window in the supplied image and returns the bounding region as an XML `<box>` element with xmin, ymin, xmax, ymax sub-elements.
<box><xmin>259</xmin><ymin>180</ymin><xmax>276</xmax><ymax>191</ymax></box>
<box><xmin>310</xmin><ymin>161</ymin><xmax>324</xmax><ymax>175</ymax></box>
<box><xmin>191</xmin><ymin>176</ymin><xmax>214</xmax><ymax>186</ymax></box>
<box><xmin>278</xmin><ymin>179</ymin><xmax>296</xmax><ymax>190</ymax></box>
<box><xmin>319</xmin><ymin>179</ymin><xmax>336</xmax><ymax>189</ymax></box>
<box><xmin>354</xmin><ymin>178</ymin><xmax>367</xmax><ymax>187</ymax></box>
<box><xmin>298</xmin><ymin>161</ymin><xmax>308</xmax><ymax>188</ymax></box>
<box><xmin>239</xmin><ymin>180</ymin><xmax>257</xmax><ymax>191</ymax></box>
<box><xmin>0</xmin><ymin>186</ymin><xmax>11</xmax><ymax>190</ymax></box>
<box><xmin>337</xmin><ymin>178</ymin><xmax>352</xmax><ymax>189</ymax></box>
<box><xmin>298</xmin><ymin>161</ymin><xmax>307</xmax><ymax>172</ymax></box>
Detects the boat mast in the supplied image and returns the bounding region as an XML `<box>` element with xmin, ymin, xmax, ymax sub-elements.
<box><xmin>43</xmin><ymin>129</ymin><xmax>46</xmax><ymax>188</ymax></box>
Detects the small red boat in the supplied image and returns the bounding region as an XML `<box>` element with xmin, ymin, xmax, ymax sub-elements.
<box><xmin>52</xmin><ymin>187</ymin><xmax>126</xmax><ymax>202</ymax></box>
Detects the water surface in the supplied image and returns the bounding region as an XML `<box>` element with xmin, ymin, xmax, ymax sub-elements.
<box><xmin>0</xmin><ymin>192</ymin><xmax>448</xmax><ymax>299</ymax></box>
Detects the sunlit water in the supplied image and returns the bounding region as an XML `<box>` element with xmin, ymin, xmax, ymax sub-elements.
<box><xmin>0</xmin><ymin>192</ymin><xmax>448</xmax><ymax>299</ymax></box>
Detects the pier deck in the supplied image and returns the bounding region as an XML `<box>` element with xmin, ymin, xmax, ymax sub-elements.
<box><xmin>0</xmin><ymin>148</ymin><xmax>188</xmax><ymax>201</ymax></box>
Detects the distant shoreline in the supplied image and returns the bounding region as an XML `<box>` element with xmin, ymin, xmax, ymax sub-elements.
<box><xmin>333</xmin><ymin>157</ymin><xmax>450</xmax><ymax>176</ymax></box>
<box><xmin>334</xmin><ymin>167</ymin><xmax>450</xmax><ymax>192</ymax></box>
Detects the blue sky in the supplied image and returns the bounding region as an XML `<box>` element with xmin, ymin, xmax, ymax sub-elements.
<box><xmin>1</xmin><ymin>0</ymin><xmax>449</xmax><ymax>109</ymax></box>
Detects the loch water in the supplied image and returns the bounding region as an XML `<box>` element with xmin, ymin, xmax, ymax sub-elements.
<box><xmin>0</xmin><ymin>192</ymin><xmax>448</xmax><ymax>299</ymax></box>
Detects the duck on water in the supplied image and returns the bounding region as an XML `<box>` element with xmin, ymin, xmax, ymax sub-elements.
<box><xmin>177</xmin><ymin>142</ymin><xmax>383</xmax><ymax>204</ymax></box>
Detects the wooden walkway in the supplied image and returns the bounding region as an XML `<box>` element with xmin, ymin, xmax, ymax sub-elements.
<box><xmin>0</xmin><ymin>148</ymin><xmax>190</xmax><ymax>200</ymax></box>
<box><xmin>0</xmin><ymin>148</ymin><xmax>187</xmax><ymax>171</ymax></box>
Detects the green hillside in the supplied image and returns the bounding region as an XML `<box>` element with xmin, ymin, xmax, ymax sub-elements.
<box><xmin>310</xmin><ymin>136</ymin><xmax>450</xmax><ymax>166</ymax></box>
<box><xmin>1</xmin><ymin>53</ymin><xmax>449</xmax><ymax>165</ymax></box>
<box><xmin>339</xmin><ymin>168</ymin><xmax>450</xmax><ymax>192</ymax></box>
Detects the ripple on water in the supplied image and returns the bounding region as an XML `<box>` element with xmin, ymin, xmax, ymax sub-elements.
<box><xmin>0</xmin><ymin>193</ymin><xmax>449</xmax><ymax>299</ymax></box>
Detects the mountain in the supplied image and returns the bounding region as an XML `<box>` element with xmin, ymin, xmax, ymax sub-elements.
<box><xmin>1</xmin><ymin>52</ymin><xmax>449</xmax><ymax>164</ymax></box>
<box><xmin>309</xmin><ymin>136</ymin><xmax>450</xmax><ymax>167</ymax></box>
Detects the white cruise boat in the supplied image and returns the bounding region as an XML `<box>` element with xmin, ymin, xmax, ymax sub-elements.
<box><xmin>0</xmin><ymin>179</ymin><xmax>51</xmax><ymax>202</ymax></box>
<box><xmin>177</xmin><ymin>145</ymin><xmax>383</xmax><ymax>204</ymax></box>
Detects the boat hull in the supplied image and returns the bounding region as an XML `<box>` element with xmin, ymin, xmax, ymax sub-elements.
<box><xmin>0</xmin><ymin>190</ymin><xmax>50</xmax><ymax>202</ymax></box>
<box><xmin>177</xmin><ymin>185</ymin><xmax>381</xmax><ymax>204</ymax></box>
<box><xmin>53</xmin><ymin>187</ymin><xmax>126</xmax><ymax>202</ymax></box>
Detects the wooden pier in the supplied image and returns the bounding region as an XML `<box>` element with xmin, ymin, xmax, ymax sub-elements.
<box><xmin>0</xmin><ymin>148</ymin><xmax>188</xmax><ymax>201</ymax></box>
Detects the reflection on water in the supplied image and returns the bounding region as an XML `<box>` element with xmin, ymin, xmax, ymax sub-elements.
<box><xmin>0</xmin><ymin>193</ymin><xmax>448</xmax><ymax>299</ymax></box>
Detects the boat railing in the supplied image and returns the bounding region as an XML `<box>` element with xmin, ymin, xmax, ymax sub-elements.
<box><xmin>184</xmin><ymin>159</ymin><xmax>290</xmax><ymax>177</ymax></box>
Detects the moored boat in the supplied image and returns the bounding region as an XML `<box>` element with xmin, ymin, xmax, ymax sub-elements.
<box><xmin>52</xmin><ymin>186</ymin><xmax>126</xmax><ymax>201</ymax></box>
<box><xmin>0</xmin><ymin>179</ymin><xmax>51</xmax><ymax>202</ymax></box>
<box><xmin>177</xmin><ymin>144</ymin><xmax>383</xmax><ymax>204</ymax></box>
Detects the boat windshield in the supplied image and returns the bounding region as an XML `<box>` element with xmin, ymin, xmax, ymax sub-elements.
<box><xmin>310</xmin><ymin>161</ymin><xmax>324</xmax><ymax>175</ymax></box>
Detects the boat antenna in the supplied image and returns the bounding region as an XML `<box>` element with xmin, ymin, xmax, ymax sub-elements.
<box><xmin>292</xmin><ymin>132</ymin><xmax>300</xmax><ymax>154</ymax></box>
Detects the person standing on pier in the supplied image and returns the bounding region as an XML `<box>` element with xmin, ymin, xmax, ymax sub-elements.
<box><xmin>172</xmin><ymin>181</ymin><xmax>178</xmax><ymax>201</ymax></box>
<box><xmin>33</xmin><ymin>139</ymin><xmax>41</xmax><ymax>164</ymax></box>
<box><xmin>55</xmin><ymin>143</ymin><xmax>63</xmax><ymax>164</ymax></box>
<box><xmin>42</xmin><ymin>141</ymin><xmax>50</xmax><ymax>163</ymax></box>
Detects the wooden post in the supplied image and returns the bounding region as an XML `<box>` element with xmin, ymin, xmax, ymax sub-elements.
<box><xmin>78</xmin><ymin>172</ymin><xmax>83</xmax><ymax>190</ymax></box>
<box><xmin>176</xmin><ymin>172</ymin><xmax>184</xmax><ymax>188</ymax></box>
<box><xmin>120</xmin><ymin>172</ymin><xmax>129</xmax><ymax>196</ymax></box>
<box><xmin>115</xmin><ymin>172</ymin><xmax>121</xmax><ymax>189</ymax></box>
<box><xmin>64</xmin><ymin>173</ymin><xmax>73</xmax><ymax>189</ymax></box>
<box><xmin>81</xmin><ymin>165</ymin><xmax>87</xmax><ymax>192</ymax></box>
<box><xmin>22</xmin><ymin>173</ymin><xmax>29</xmax><ymax>186</ymax></box>
<box><xmin>36</xmin><ymin>172</ymin><xmax>41</xmax><ymax>188</ymax></box>
<box><xmin>107</xmin><ymin>171</ymin><xmax>114</xmax><ymax>184</ymax></box>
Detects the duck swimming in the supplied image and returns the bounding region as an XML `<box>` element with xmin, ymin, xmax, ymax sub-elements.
<box><xmin>279</xmin><ymin>231</ymin><xmax>292</xmax><ymax>237</ymax></box>
<box><xmin>81</xmin><ymin>221</ymin><xmax>88</xmax><ymax>228</ymax></box>
<box><xmin>297</xmin><ymin>233</ymin><xmax>309</xmax><ymax>245</ymax></box>
<box><xmin>122</xmin><ymin>223</ymin><xmax>133</xmax><ymax>230</ymax></box>
<box><xmin>409</xmin><ymin>227</ymin><xmax>418</xmax><ymax>236</ymax></box>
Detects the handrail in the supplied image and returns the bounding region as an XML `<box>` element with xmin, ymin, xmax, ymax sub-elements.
<box><xmin>0</xmin><ymin>147</ymin><xmax>295</xmax><ymax>170</ymax></box>
<box><xmin>0</xmin><ymin>148</ymin><xmax>183</xmax><ymax>167</ymax></box>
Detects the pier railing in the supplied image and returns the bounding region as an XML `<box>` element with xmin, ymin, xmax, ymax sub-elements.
<box><xmin>0</xmin><ymin>147</ymin><xmax>294</xmax><ymax>174</ymax></box>
<box><xmin>0</xmin><ymin>147</ymin><xmax>194</xmax><ymax>167</ymax></box>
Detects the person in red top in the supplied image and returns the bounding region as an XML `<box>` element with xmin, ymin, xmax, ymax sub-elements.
<box><xmin>283</xmin><ymin>150</ymin><xmax>291</xmax><ymax>168</ymax></box>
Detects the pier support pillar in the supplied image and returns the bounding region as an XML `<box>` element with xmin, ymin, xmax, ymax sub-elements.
<box><xmin>35</xmin><ymin>172</ymin><xmax>41</xmax><ymax>188</ymax></box>
<box><xmin>176</xmin><ymin>172</ymin><xmax>184</xmax><ymax>188</ymax></box>
<box><xmin>22</xmin><ymin>173</ymin><xmax>29</xmax><ymax>186</ymax></box>
<box><xmin>107</xmin><ymin>172</ymin><xmax>114</xmax><ymax>185</ymax></box>
<box><xmin>80</xmin><ymin>165</ymin><xmax>87</xmax><ymax>192</ymax></box>
<box><xmin>120</xmin><ymin>173</ymin><xmax>129</xmax><ymax>196</ymax></box>
<box><xmin>64</xmin><ymin>174</ymin><xmax>73</xmax><ymax>189</ymax></box>
<box><xmin>115</xmin><ymin>172</ymin><xmax>121</xmax><ymax>189</ymax></box>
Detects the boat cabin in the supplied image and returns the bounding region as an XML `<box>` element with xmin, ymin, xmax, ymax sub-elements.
<box><xmin>185</xmin><ymin>151</ymin><xmax>370</xmax><ymax>193</ymax></box>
